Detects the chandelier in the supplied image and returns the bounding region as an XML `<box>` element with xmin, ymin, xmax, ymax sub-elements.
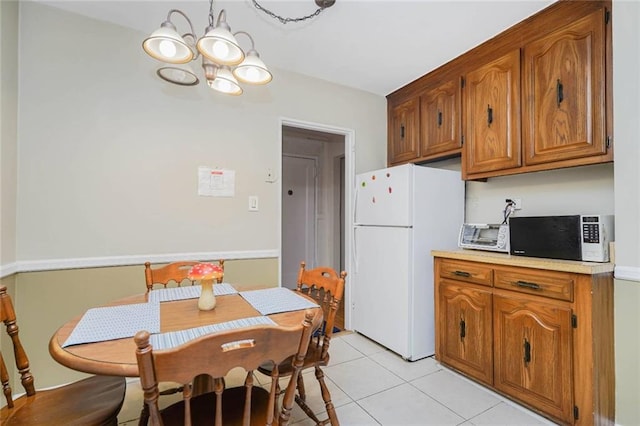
<box><xmin>143</xmin><ymin>0</ymin><xmax>336</xmax><ymax>96</ymax></box>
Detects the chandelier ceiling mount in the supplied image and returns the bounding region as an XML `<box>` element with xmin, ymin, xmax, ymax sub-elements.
<box><xmin>251</xmin><ymin>0</ymin><xmax>336</xmax><ymax>25</ymax></box>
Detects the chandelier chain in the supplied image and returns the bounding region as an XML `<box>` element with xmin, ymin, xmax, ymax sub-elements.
<box><xmin>251</xmin><ymin>0</ymin><xmax>326</xmax><ymax>24</ymax></box>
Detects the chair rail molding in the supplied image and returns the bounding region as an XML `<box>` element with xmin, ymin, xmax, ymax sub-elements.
<box><xmin>615</xmin><ymin>265</ymin><xmax>640</xmax><ymax>283</ymax></box>
<box><xmin>0</xmin><ymin>249</ymin><xmax>279</xmax><ymax>277</ymax></box>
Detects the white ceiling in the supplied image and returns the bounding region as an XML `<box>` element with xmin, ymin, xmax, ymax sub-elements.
<box><xmin>36</xmin><ymin>0</ymin><xmax>555</xmax><ymax>96</ymax></box>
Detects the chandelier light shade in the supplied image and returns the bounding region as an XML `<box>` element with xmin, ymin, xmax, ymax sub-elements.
<box><xmin>233</xmin><ymin>32</ymin><xmax>272</xmax><ymax>85</ymax></box>
<box><xmin>209</xmin><ymin>66</ymin><xmax>243</xmax><ymax>95</ymax></box>
<box><xmin>197</xmin><ymin>11</ymin><xmax>245</xmax><ymax>66</ymax></box>
<box><xmin>142</xmin><ymin>17</ymin><xmax>195</xmax><ymax>64</ymax></box>
<box><xmin>156</xmin><ymin>65</ymin><xmax>199</xmax><ymax>86</ymax></box>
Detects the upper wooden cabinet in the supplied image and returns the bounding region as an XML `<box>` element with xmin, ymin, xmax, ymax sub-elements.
<box><xmin>386</xmin><ymin>1</ymin><xmax>612</xmax><ymax>180</ymax></box>
<box><xmin>388</xmin><ymin>77</ymin><xmax>462</xmax><ymax>165</ymax></box>
<box><xmin>420</xmin><ymin>78</ymin><xmax>462</xmax><ymax>158</ymax></box>
<box><xmin>522</xmin><ymin>9</ymin><xmax>607</xmax><ymax>166</ymax></box>
<box><xmin>388</xmin><ymin>97</ymin><xmax>420</xmax><ymax>164</ymax></box>
<box><xmin>463</xmin><ymin>49</ymin><xmax>521</xmax><ymax>176</ymax></box>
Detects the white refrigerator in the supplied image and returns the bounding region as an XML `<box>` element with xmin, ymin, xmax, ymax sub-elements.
<box><xmin>352</xmin><ymin>163</ymin><xmax>464</xmax><ymax>361</ymax></box>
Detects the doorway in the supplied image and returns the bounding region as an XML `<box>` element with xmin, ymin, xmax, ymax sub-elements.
<box><xmin>281</xmin><ymin>155</ymin><xmax>317</xmax><ymax>290</ymax></box>
<box><xmin>280</xmin><ymin>121</ymin><xmax>353</xmax><ymax>331</ymax></box>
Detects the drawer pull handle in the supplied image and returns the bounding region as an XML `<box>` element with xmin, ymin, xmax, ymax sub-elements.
<box><xmin>453</xmin><ymin>271</ymin><xmax>471</xmax><ymax>278</ymax></box>
<box><xmin>523</xmin><ymin>338</ymin><xmax>531</xmax><ymax>364</ymax></box>
<box><xmin>459</xmin><ymin>319</ymin><xmax>466</xmax><ymax>339</ymax></box>
<box><xmin>487</xmin><ymin>104</ymin><xmax>493</xmax><ymax>126</ymax></box>
<box><xmin>437</xmin><ymin>110</ymin><xmax>443</xmax><ymax>127</ymax></box>
<box><xmin>515</xmin><ymin>280</ymin><xmax>541</xmax><ymax>290</ymax></box>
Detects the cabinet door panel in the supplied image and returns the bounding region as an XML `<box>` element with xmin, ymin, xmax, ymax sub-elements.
<box><xmin>420</xmin><ymin>79</ymin><xmax>461</xmax><ymax>156</ymax></box>
<box><xmin>493</xmin><ymin>294</ymin><xmax>573</xmax><ymax>423</ymax></box>
<box><xmin>389</xmin><ymin>98</ymin><xmax>420</xmax><ymax>164</ymax></box>
<box><xmin>464</xmin><ymin>49</ymin><xmax>521</xmax><ymax>175</ymax></box>
<box><xmin>523</xmin><ymin>9</ymin><xmax>606</xmax><ymax>165</ymax></box>
<box><xmin>438</xmin><ymin>281</ymin><xmax>493</xmax><ymax>385</ymax></box>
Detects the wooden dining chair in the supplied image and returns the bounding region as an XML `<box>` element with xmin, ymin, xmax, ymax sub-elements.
<box><xmin>144</xmin><ymin>260</ymin><xmax>225</xmax><ymax>292</ymax></box>
<box><xmin>0</xmin><ymin>285</ymin><xmax>126</xmax><ymax>426</ymax></box>
<box><xmin>140</xmin><ymin>259</ymin><xmax>225</xmax><ymax>425</ymax></box>
<box><xmin>134</xmin><ymin>309</ymin><xmax>321</xmax><ymax>426</ymax></box>
<box><xmin>258</xmin><ymin>261</ymin><xmax>347</xmax><ymax>426</ymax></box>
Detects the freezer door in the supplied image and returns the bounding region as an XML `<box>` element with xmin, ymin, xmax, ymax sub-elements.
<box><xmin>355</xmin><ymin>164</ymin><xmax>412</xmax><ymax>227</ymax></box>
<box><xmin>352</xmin><ymin>226</ymin><xmax>411</xmax><ymax>358</ymax></box>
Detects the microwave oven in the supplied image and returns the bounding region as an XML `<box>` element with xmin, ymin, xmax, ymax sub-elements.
<box><xmin>509</xmin><ymin>215</ymin><xmax>614</xmax><ymax>262</ymax></box>
<box><xmin>458</xmin><ymin>223</ymin><xmax>509</xmax><ymax>253</ymax></box>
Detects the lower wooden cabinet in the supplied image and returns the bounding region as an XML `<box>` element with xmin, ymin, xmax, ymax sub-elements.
<box><xmin>493</xmin><ymin>293</ymin><xmax>573</xmax><ymax>422</ymax></box>
<box><xmin>438</xmin><ymin>281</ymin><xmax>493</xmax><ymax>385</ymax></box>
<box><xmin>434</xmin><ymin>255</ymin><xmax>614</xmax><ymax>426</ymax></box>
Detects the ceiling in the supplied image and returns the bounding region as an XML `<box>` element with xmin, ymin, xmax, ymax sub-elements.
<box><xmin>36</xmin><ymin>0</ymin><xmax>555</xmax><ymax>96</ymax></box>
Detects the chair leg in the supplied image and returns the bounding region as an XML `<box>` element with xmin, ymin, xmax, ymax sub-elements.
<box><xmin>138</xmin><ymin>402</ymin><xmax>149</xmax><ymax>426</ymax></box>
<box><xmin>295</xmin><ymin>393</ymin><xmax>323</xmax><ymax>425</ymax></box>
<box><xmin>315</xmin><ymin>366</ymin><xmax>339</xmax><ymax>426</ymax></box>
<box><xmin>297</xmin><ymin>372</ymin><xmax>306</xmax><ymax>401</ymax></box>
<box><xmin>294</xmin><ymin>372</ymin><xmax>322</xmax><ymax>424</ymax></box>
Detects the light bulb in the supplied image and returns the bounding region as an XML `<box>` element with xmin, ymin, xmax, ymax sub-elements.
<box><xmin>245</xmin><ymin>67</ymin><xmax>260</xmax><ymax>82</ymax></box>
<box><xmin>159</xmin><ymin>40</ymin><xmax>177</xmax><ymax>58</ymax></box>
<box><xmin>217</xmin><ymin>79</ymin><xmax>232</xmax><ymax>93</ymax></box>
<box><xmin>212</xmin><ymin>41</ymin><xmax>230</xmax><ymax>60</ymax></box>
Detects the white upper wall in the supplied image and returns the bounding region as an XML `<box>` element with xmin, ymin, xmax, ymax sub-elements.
<box><xmin>0</xmin><ymin>0</ymin><xmax>19</xmax><ymax>268</ymax></box>
<box><xmin>465</xmin><ymin>163</ymin><xmax>614</xmax><ymax>223</ymax></box>
<box><xmin>15</xmin><ymin>2</ymin><xmax>386</xmax><ymax>262</ymax></box>
<box><xmin>613</xmin><ymin>0</ymin><xmax>640</xmax><ymax>269</ymax></box>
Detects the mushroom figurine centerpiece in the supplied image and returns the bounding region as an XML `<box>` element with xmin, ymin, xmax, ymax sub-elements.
<box><xmin>188</xmin><ymin>262</ymin><xmax>224</xmax><ymax>311</ymax></box>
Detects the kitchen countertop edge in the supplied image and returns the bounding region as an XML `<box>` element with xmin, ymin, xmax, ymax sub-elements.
<box><xmin>431</xmin><ymin>249</ymin><xmax>615</xmax><ymax>275</ymax></box>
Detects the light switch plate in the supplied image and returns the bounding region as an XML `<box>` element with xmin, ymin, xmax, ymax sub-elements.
<box><xmin>249</xmin><ymin>196</ymin><xmax>259</xmax><ymax>211</ymax></box>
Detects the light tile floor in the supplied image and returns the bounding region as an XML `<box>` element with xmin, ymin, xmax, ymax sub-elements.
<box><xmin>118</xmin><ymin>332</ymin><xmax>558</xmax><ymax>425</ymax></box>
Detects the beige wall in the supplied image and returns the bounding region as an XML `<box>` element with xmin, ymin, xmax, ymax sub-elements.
<box><xmin>0</xmin><ymin>0</ymin><xmax>18</xmax><ymax>268</ymax></box>
<box><xmin>14</xmin><ymin>2</ymin><xmax>386</xmax><ymax>264</ymax></box>
<box><xmin>612</xmin><ymin>1</ymin><xmax>640</xmax><ymax>425</ymax></box>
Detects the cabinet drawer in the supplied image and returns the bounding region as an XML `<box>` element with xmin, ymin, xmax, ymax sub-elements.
<box><xmin>439</xmin><ymin>260</ymin><xmax>493</xmax><ymax>287</ymax></box>
<box><xmin>494</xmin><ymin>267</ymin><xmax>574</xmax><ymax>301</ymax></box>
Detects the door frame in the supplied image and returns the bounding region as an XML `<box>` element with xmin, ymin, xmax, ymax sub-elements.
<box><xmin>278</xmin><ymin>117</ymin><xmax>355</xmax><ymax>330</ymax></box>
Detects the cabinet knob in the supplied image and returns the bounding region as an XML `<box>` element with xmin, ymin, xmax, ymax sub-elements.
<box><xmin>523</xmin><ymin>338</ymin><xmax>532</xmax><ymax>364</ymax></box>
<box><xmin>556</xmin><ymin>79</ymin><xmax>564</xmax><ymax>107</ymax></box>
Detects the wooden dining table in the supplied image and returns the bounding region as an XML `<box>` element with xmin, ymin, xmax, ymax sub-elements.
<box><xmin>49</xmin><ymin>288</ymin><xmax>323</xmax><ymax>378</ymax></box>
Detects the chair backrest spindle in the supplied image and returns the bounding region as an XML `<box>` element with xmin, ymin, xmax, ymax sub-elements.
<box><xmin>0</xmin><ymin>286</ymin><xmax>35</xmax><ymax>398</ymax></box>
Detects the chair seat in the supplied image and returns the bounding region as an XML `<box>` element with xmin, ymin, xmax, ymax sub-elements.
<box><xmin>1</xmin><ymin>375</ymin><xmax>126</xmax><ymax>426</ymax></box>
<box><xmin>258</xmin><ymin>344</ymin><xmax>328</xmax><ymax>377</ymax></box>
<box><xmin>160</xmin><ymin>386</ymin><xmax>271</xmax><ymax>426</ymax></box>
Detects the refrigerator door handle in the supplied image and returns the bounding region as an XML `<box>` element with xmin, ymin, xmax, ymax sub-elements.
<box><xmin>353</xmin><ymin>183</ymin><xmax>359</xmax><ymax>224</ymax></box>
<box><xmin>353</xmin><ymin>226</ymin><xmax>359</xmax><ymax>273</ymax></box>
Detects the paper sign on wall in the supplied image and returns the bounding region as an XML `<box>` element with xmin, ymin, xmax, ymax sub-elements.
<box><xmin>198</xmin><ymin>167</ymin><xmax>235</xmax><ymax>197</ymax></box>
